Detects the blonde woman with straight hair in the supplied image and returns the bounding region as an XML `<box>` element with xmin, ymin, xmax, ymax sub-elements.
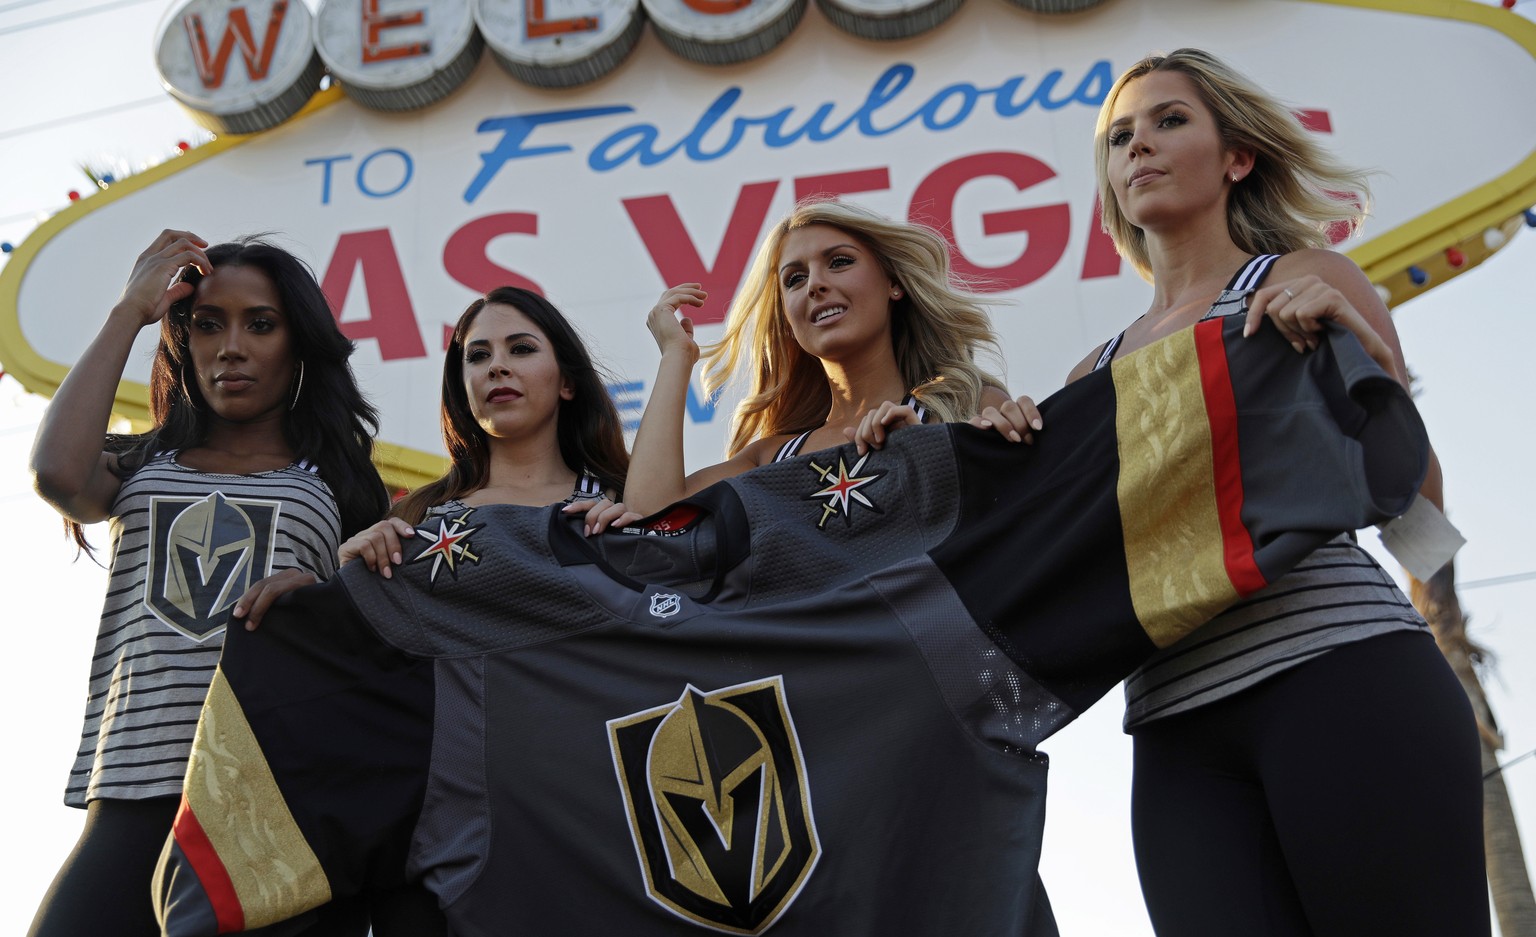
<box><xmin>1070</xmin><ymin>48</ymin><xmax>1485</xmax><ymax>936</ymax></box>
<box><xmin>625</xmin><ymin>198</ymin><xmax>1038</xmax><ymax>514</ymax></box>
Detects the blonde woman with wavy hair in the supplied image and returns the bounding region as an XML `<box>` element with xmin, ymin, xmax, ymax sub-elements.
<box><xmin>625</xmin><ymin>198</ymin><xmax>1035</xmax><ymax>515</ymax></box>
<box><xmin>1068</xmin><ymin>48</ymin><xmax>1484</xmax><ymax>937</ymax></box>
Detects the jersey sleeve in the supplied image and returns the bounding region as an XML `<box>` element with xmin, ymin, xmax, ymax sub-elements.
<box><xmin>931</xmin><ymin>316</ymin><xmax>1428</xmax><ymax>715</ymax></box>
<box><xmin>154</xmin><ymin>576</ymin><xmax>435</xmax><ymax>936</ymax></box>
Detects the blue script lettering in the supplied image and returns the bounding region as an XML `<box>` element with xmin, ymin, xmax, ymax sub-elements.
<box><xmin>465</xmin><ymin>106</ymin><xmax>633</xmax><ymax>203</ymax></box>
<box><xmin>463</xmin><ymin>60</ymin><xmax>1112</xmax><ymax>197</ymax></box>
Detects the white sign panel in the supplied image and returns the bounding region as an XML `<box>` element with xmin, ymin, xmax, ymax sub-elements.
<box><xmin>4</xmin><ymin>0</ymin><xmax>1535</xmax><ymax>486</ymax></box>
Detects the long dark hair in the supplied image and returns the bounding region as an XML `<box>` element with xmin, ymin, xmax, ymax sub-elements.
<box><xmin>74</xmin><ymin>238</ymin><xmax>388</xmax><ymax>551</ymax></box>
<box><xmin>392</xmin><ymin>287</ymin><xmax>629</xmax><ymax>524</ymax></box>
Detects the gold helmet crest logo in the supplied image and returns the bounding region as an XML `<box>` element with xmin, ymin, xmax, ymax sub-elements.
<box><xmin>144</xmin><ymin>492</ymin><xmax>281</xmax><ymax>641</ymax></box>
<box><xmin>609</xmin><ymin>676</ymin><xmax>820</xmax><ymax>933</ymax></box>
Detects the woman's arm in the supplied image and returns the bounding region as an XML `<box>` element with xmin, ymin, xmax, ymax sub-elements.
<box><xmin>623</xmin><ymin>284</ymin><xmax>763</xmax><ymax>515</ymax></box>
<box><xmin>31</xmin><ymin>230</ymin><xmax>209</xmax><ymax>523</ymax></box>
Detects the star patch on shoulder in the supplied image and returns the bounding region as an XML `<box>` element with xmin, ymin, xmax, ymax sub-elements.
<box><xmin>807</xmin><ymin>452</ymin><xmax>883</xmax><ymax>529</ymax></box>
<box><xmin>409</xmin><ymin>509</ymin><xmax>483</xmax><ymax>587</ymax></box>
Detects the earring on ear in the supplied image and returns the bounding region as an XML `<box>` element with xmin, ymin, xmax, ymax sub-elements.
<box><xmin>891</xmin><ymin>288</ymin><xmax>903</xmax><ymax>300</ymax></box>
<box><xmin>288</xmin><ymin>360</ymin><xmax>305</xmax><ymax>411</ymax></box>
<box><xmin>181</xmin><ymin>372</ymin><xmax>202</xmax><ymax>412</ymax></box>
<box><xmin>1231</xmin><ymin>172</ymin><xmax>1239</xmax><ymax>183</ymax></box>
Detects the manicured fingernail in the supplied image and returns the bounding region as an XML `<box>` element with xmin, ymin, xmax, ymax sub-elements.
<box><xmin>233</xmin><ymin>605</ymin><xmax>245</xmax><ymax>616</ymax></box>
<box><xmin>1031</xmin><ymin>419</ymin><xmax>1043</xmax><ymax>430</ymax></box>
<box><xmin>1010</xmin><ymin>431</ymin><xmax>1021</xmax><ymax>442</ymax></box>
<box><xmin>978</xmin><ymin>420</ymin><xmax>992</xmax><ymax>428</ymax></box>
<box><xmin>584</xmin><ymin>524</ymin><xmax>591</xmax><ymax>537</ymax></box>
<box><xmin>245</xmin><ymin>622</ymin><xmax>256</xmax><ymax>631</ymax></box>
<box><xmin>1291</xmin><ymin>341</ymin><xmax>1305</xmax><ymax>353</ymax></box>
<box><xmin>382</xmin><ymin>567</ymin><xmax>392</xmax><ymax>579</ymax></box>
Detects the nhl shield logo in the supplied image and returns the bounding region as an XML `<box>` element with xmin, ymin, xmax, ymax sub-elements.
<box><xmin>648</xmin><ymin>593</ymin><xmax>683</xmax><ymax>619</ymax></box>
<box><xmin>608</xmin><ymin>677</ymin><xmax>820</xmax><ymax>934</ymax></box>
<box><xmin>143</xmin><ymin>492</ymin><xmax>280</xmax><ymax>641</ymax></box>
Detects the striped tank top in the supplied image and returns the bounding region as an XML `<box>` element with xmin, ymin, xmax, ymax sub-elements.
<box><xmin>66</xmin><ymin>453</ymin><xmax>341</xmax><ymax>806</ymax></box>
<box><xmin>1093</xmin><ymin>255</ymin><xmax>1429</xmax><ymax>730</ymax></box>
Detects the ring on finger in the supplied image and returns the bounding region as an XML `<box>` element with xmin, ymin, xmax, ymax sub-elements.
<box><xmin>1282</xmin><ymin>287</ymin><xmax>1296</xmax><ymax>300</ymax></box>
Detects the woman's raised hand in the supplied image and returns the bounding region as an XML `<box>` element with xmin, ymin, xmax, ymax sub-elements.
<box><xmin>646</xmin><ymin>284</ymin><xmax>707</xmax><ymax>362</ymax></box>
<box><xmin>116</xmin><ymin>229</ymin><xmax>210</xmax><ymax>328</ymax></box>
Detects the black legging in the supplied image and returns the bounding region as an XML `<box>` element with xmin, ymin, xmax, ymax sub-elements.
<box><xmin>29</xmin><ymin>796</ymin><xmax>444</xmax><ymax>937</ymax></box>
<box><xmin>1130</xmin><ymin>631</ymin><xmax>1488</xmax><ymax>937</ymax></box>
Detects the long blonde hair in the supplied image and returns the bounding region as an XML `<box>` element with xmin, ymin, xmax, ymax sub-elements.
<box><xmin>1095</xmin><ymin>48</ymin><xmax>1373</xmax><ymax>280</ymax></box>
<box><xmin>702</xmin><ymin>199</ymin><xmax>1005</xmax><ymax>456</ymax></box>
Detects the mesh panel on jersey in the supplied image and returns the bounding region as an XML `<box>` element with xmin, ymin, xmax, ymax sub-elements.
<box><xmin>869</xmin><ymin>556</ymin><xmax>1069</xmax><ymax>754</ymax></box>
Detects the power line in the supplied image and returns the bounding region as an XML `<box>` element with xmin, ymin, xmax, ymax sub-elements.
<box><xmin>1485</xmin><ymin>747</ymin><xmax>1536</xmax><ymax>780</ymax></box>
<box><xmin>0</xmin><ymin>0</ymin><xmax>159</xmax><ymax>37</ymax></box>
<box><xmin>1460</xmin><ymin>570</ymin><xmax>1536</xmax><ymax>591</ymax></box>
<box><xmin>0</xmin><ymin>95</ymin><xmax>171</xmax><ymax>142</ymax></box>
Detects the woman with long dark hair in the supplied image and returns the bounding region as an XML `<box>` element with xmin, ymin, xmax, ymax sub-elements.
<box><xmin>28</xmin><ymin>230</ymin><xmax>390</xmax><ymax>936</ymax></box>
<box><xmin>336</xmin><ymin>286</ymin><xmax>631</xmax><ymax>578</ymax></box>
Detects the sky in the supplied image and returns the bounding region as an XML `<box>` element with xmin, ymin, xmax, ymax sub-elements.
<box><xmin>1</xmin><ymin>1</ymin><xmax>1533</xmax><ymax>934</ymax></box>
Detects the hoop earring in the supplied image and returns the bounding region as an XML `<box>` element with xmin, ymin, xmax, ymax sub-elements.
<box><xmin>289</xmin><ymin>361</ymin><xmax>305</xmax><ymax>411</ymax></box>
<box><xmin>181</xmin><ymin>372</ymin><xmax>202</xmax><ymax>411</ymax></box>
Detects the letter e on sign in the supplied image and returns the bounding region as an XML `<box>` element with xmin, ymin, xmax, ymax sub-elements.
<box><xmin>314</xmin><ymin>0</ymin><xmax>480</xmax><ymax>110</ymax></box>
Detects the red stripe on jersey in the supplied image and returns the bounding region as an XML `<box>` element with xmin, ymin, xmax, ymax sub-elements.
<box><xmin>1194</xmin><ymin>320</ymin><xmax>1267</xmax><ymax>594</ymax></box>
<box><xmin>172</xmin><ymin>795</ymin><xmax>245</xmax><ymax>933</ymax></box>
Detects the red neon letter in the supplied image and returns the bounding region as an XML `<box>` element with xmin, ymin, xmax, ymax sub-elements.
<box><xmin>320</xmin><ymin>229</ymin><xmax>427</xmax><ymax>361</ymax></box>
<box><xmin>525</xmin><ymin>0</ymin><xmax>599</xmax><ymax>38</ymax></box>
<box><xmin>681</xmin><ymin>0</ymin><xmax>751</xmax><ymax>12</ymax></box>
<box><xmin>444</xmin><ymin>213</ymin><xmax>544</xmax><ymax>297</ymax></box>
<box><xmin>182</xmin><ymin>2</ymin><xmax>290</xmax><ymax>89</ymax></box>
<box><xmin>910</xmin><ymin>152</ymin><xmax>1070</xmax><ymax>292</ymax></box>
<box><xmin>363</xmin><ymin>0</ymin><xmax>429</xmax><ymax>63</ymax></box>
<box><xmin>623</xmin><ymin>181</ymin><xmax>780</xmax><ymax>326</ymax></box>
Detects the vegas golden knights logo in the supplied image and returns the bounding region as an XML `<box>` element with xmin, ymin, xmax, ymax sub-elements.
<box><xmin>144</xmin><ymin>492</ymin><xmax>281</xmax><ymax>641</ymax></box>
<box><xmin>608</xmin><ymin>677</ymin><xmax>820</xmax><ymax>934</ymax></box>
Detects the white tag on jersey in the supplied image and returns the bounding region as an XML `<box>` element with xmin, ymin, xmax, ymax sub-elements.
<box><xmin>1376</xmin><ymin>495</ymin><xmax>1466</xmax><ymax>581</ymax></box>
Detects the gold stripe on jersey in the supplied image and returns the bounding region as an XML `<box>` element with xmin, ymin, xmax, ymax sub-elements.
<box><xmin>186</xmin><ymin>668</ymin><xmax>331</xmax><ymax>926</ymax></box>
<box><xmin>1111</xmin><ymin>328</ymin><xmax>1238</xmax><ymax>648</ymax></box>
